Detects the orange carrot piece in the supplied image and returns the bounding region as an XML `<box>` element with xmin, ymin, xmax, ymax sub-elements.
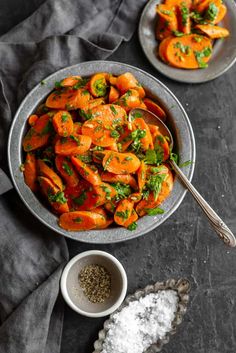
<box><xmin>177</xmin><ymin>1</ymin><xmax>191</xmax><ymax>34</ymax></box>
<box><xmin>115</xmin><ymin>72</ymin><xmax>145</xmax><ymax>98</ymax></box>
<box><xmin>93</xmin><ymin>207</ymin><xmax>113</xmax><ymax>229</ymax></box>
<box><xmin>52</xmin><ymin>111</ymin><xmax>74</xmax><ymax>137</ymax></box>
<box><xmin>55</xmin><ymin>156</ymin><xmax>79</xmax><ymax>187</ymax></box>
<box><xmin>92</xmin><ymin>150</ymin><xmax>110</xmax><ymax>164</ymax></box>
<box><xmin>23</xmin><ymin>153</ymin><xmax>38</xmax><ymax>192</ymax></box>
<box><xmin>123</xmin><ymin>209</ymin><xmax>138</xmax><ymax>228</ymax></box>
<box><xmin>59</xmin><ymin>211</ymin><xmax>106</xmax><ymax>231</ymax></box>
<box><xmin>23</xmin><ymin>114</ymin><xmax>52</xmax><ymax>152</ymax></box>
<box><xmin>114</xmin><ymin>199</ymin><xmax>134</xmax><ymax>226</ymax></box>
<box><xmin>195</xmin><ymin>24</ymin><xmax>229</xmax><ymax>39</ymax></box>
<box><xmin>38</xmin><ymin>176</ymin><xmax>69</xmax><ymax>214</ymax></box>
<box><xmin>109</xmin><ymin>86</ymin><xmax>120</xmax><ymax>103</ymax></box>
<box><xmin>88</xmin><ymin>98</ymin><xmax>105</xmax><ymax>109</ymax></box>
<box><xmin>118</xmin><ymin>125</ymin><xmax>133</xmax><ymax>152</ymax></box>
<box><xmin>73</xmin><ymin>122</ymin><xmax>82</xmax><ymax>135</ymax></box>
<box><xmin>115</xmin><ymin>89</ymin><xmax>142</xmax><ymax>113</ymax></box>
<box><xmin>55</xmin><ymin>134</ymin><xmax>92</xmax><ymax>155</ymax></box>
<box><xmin>89</xmin><ymin>73</ymin><xmax>108</xmax><ymax>97</ymax></box>
<box><xmin>60</xmin><ymin>76</ymin><xmax>81</xmax><ymax>87</ymax></box>
<box><xmin>165</xmin><ymin>34</ymin><xmax>212</xmax><ymax>69</ymax></box>
<box><xmin>71</xmin><ymin>156</ymin><xmax>101</xmax><ymax>185</ymax></box>
<box><xmin>37</xmin><ymin>159</ymin><xmax>63</xmax><ymax>191</ymax></box>
<box><xmin>109</xmin><ymin>75</ymin><xmax>118</xmax><ymax>86</ymax></box>
<box><xmin>104</xmin><ymin>201</ymin><xmax>117</xmax><ymax>214</ymax></box>
<box><xmin>158</xmin><ymin>36</ymin><xmax>173</xmax><ymax>63</ymax></box>
<box><xmin>46</xmin><ymin>88</ymin><xmax>90</xmax><ymax>110</ymax></box>
<box><xmin>137</xmin><ymin>161</ymin><xmax>147</xmax><ymax>192</ymax></box>
<box><xmin>101</xmin><ymin>171</ymin><xmax>138</xmax><ymax>190</ymax></box>
<box><xmin>144</xmin><ymin>98</ymin><xmax>167</xmax><ymax>121</ymax></box>
<box><xmin>128</xmin><ymin>193</ymin><xmax>142</xmax><ymax>203</ymax></box>
<box><xmin>102</xmin><ymin>151</ymin><xmax>141</xmax><ymax>175</ymax></box>
<box><xmin>156</xmin><ymin>4</ymin><xmax>178</xmax><ymax>40</ymax></box>
<box><xmin>132</xmin><ymin>118</ymin><xmax>154</xmax><ymax>150</ymax></box>
<box><xmin>214</xmin><ymin>4</ymin><xmax>227</xmax><ymax>24</ymax></box>
<box><xmin>28</xmin><ymin>114</ymin><xmax>38</xmax><ymax>127</ymax></box>
<box><xmin>154</xmin><ymin>131</ymin><xmax>170</xmax><ymax>161</ymax></box>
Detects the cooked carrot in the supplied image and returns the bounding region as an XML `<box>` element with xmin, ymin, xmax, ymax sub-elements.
<box><xmin>28</xmin><ymin>114</ymin><xmax>38</xmax><ymax>127</ymax></box>
<box><xmin>88</xmin><ymin>98</ymin><xmax>105</xmax><ymax>109</ymax></box>
<box><xmin>136</xmin><ymin>167</ymin><xmax>173</xmax><ymax>216</ymax></box>
<box><xmin>154</xmin><ymin>131</ymin><xmax>170</xmax><ymax>161</ymax></box>
<box><xmin>102</xmin><ymin>151</ymin><xmax>141</xmax><ymax>174</ymax></box>
<box><xmin>92</xmin><ymin>150</ymin><xmax>110</xmax><ymax>164</ymax></box>
<box><xmin>71</xmin><ymin>156</ymin><xmax>101</xmax><ymax>185</ymax></box>
<box><xmin>115</xmin><ymin>89</ymin><xmax>142</xmax><ymax>113</ymax></box>
<box><xmin>60</xmin><ymin>76</ymin><xmax>82</xmax><ymax>87</ymax></box>
<box><xmin>195</xmin><ymin>0</ymin><xmax>221</xmax><ymax>14</ymax></box>
<box><xmin>93</xmin><ymin>207</ymin><xmax>113</xmax><ymax>229</ymax></box>
<box><xmin>37</xmin><ymin>159</ymin><xmax>63</xmax><ymax>191</ymax></box>
<box><xmin>106</xmin><ymin>141</ymin><xmax>119</xmax><ymax>152</ymax></box>
<box><xmin>156</xmin><ymin>4</ymin><xmax>178</xmax><ymax>40</ymax></box>
<box><xmin>109</xmin><ymin>75</ymin><xmax>117</xmax><ymax>86</ymax></box>
<box><xmin>101</xmin><ymin>171</ymin><xmax>138</xmax><ymax>190</ymax></box>
<box><xmin>55</xmin><ymin>134</ymin><xmax>92</xmax><ymax>155</ymax></box>
<box><xmin>158</xmin><ymin>36</ymin><xmax>173</xmax><ymax>63</ymax></box>
<box><xmin>195</xmin><ymin>24</ymin><xmax>229</xmax><ymax>39</ymax></box>
<box><xmin>177</xmin><ymin>1</ymin><xmax>191</xmax><ymax>34</ymax></box>
<box><xmin>38</xmin><ymin>176</ymin><xmax>69</xmax><ymax>214</ymax></box>
<box><xmin>165</xmin><ymin>34</ymin><xmax>212</xmax><ymax>69</ymax></box>
<box><xmin>52</xmin><ymin>111</ymin><xmax>74</xmax><ymax>137</ymax></box>
<box><xmin>104</xmin><ymin>201</ymin><xmax>117</xmax><ymax>214</ymax></box>
<box><xmin>118</xmin><ymin>125</ymin><xmax>133</xmax><ymax>152</ymax></box>
<box><xmin>137</xmin><ymin>160</ymin><xmax>147</xmax><ymax>192</ymax></box>
<box><xmin>89</xmin><ymin>73</ymin><xmax>108</xmax><ymax>97</ymax></box>
<box><xmin>114</xmin><ymin>199</ymin><xmax>134</xmax><ymax>226</ymax></box>
<box><xmin>73</xmin><ymin>122</ymin><xmax>82</xmax><ymax>134</ymax></box>
<box><xmin>59</xmin><ymin>211</ymin><xmax>106</xmax><ymax>231</ymax></box>
<box><xmin>55</xmin><ymin>156</ymin><xmax>79</xmax><ymax>187</ymax></box>
<box><xmin>23</xmin><ymin>153</ymin><xmax>38</xmax><ymax>192</ymax></box>
<box><xmin>115</xmin><ymin>72</ymin><xmax>145</xmax><ymax>98</ymax></box>
<box><xmin>148</xmin><ymin>124</ymin><xmax>160</xmax><ymax>144</ymax></box>
<box><xmin>123</xmin><ymin>209</ymin><xmax>138</xmax><ymax>228</ymax></box>
<box><xmin>132</xmin><ymin>118</ymin><xmax>153</xmax><ymax>150</ymax></box>
<box><xmin>128</xmin><ymin>193</ymin><xmax>142</xmax><ymax>203</ymax></box>
<box><xmin>165</xmin><ymin>0</ymin><xmax>192</xmax><ymax>9</ymax></box>
<box><xmin>23</xmin><ymin>114</ymin><xmax>52</xmax><ymax>152</ymax></box>
<box><xmin>46</xmin><ymin>88</ymin><xmax>90</xmax><ymax>110</ymax></box>
<box><xmin>214</xmin><ymin>4</ymin><xmax>227</xmax><ymax>24</ymax></box>
<box><xmin>109</xmin><ymin>86</ymin><xmax>120</xmax><ymax>103</ymax></box>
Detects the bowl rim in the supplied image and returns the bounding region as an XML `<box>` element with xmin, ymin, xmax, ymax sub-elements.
<box><xmin>60</xmin><ymin>250</ymin><xmax>128</xmax><ymax>318</ymax></box>
<box><xmin>8</xmin><ymin>60</ymin><xmax>196</xmax><ymax>243</ymax></box>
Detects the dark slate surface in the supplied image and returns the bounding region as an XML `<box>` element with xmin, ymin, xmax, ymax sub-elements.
<box><xmin>2</xmin><ymin>1</ymin><xmax>236</xmax><ymax>353</ymax></box>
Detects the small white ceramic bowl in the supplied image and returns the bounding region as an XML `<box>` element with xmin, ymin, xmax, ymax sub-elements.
<box><xmin>60</xmin><ymin>250</ymin><xmax>127</xmax><ymax>318</ymax></box>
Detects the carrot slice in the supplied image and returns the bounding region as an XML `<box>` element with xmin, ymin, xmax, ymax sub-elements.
<box><xmin>165</xmin><ymin>34</ymin><xmax>212</xmax><ymax>69</ymax></box>
<box><xmin>73</xmin><ymin>122</ymin><xmax>82</xmax><ymax>135</ymax></box>
<box><xmin>102</xmin><ymin>151</ymin><xmax>141</xmax><ymax>175</ymax></box>
<box><xmin>52</xmin><ymin>111</ymin><xmax>74</xmax><ymax>137</ymax></box>
<box><xmin>88</xmin><ymin>98</ymin><xmax>105</xmax><ymax>110</ymax></box>
<box><xmin>115</xmin><ymin>89</ymin><xmax>142</xmax><ymax>113</ymax></box>
<box><xmin>123</xmin><ymin>209</ymin><xmax>138</xmax><ymax>228</ymax></box>
<box><xmin>55</xmin><ymin>134</ymin><xmax>92</xmax><ymax>155</ymax></box>
<box><xmin>89</xmin><ymin>73</ymin><xmax>108</xmax><ymax>97</ymax></box>
<box><xmin>38</xmin><ymin>176</ymin><xmax>69</xmax><ymax>214</ymax></box>
<box><xmin>144</xmin><ymin>98</ymin><xmax>167</xmax><ymax>121</ymax></box>
<box><xmin>195</xmin><ymin>24</ymin><xmax>229</xmax><ymax>39</ymax></box>
<box><xmin>132</xmin><ymin>118</ymin><xmax>153</xmax><ymax>150</ymax></box>
<box><xmin>115</xmin><ymin>72</ymin><xmax>145</xmax><ymax>98</ymax></box>
<box><xmin>154</xmin><ymin>131</ymin><xmax>170</xmax><ymax>161</ymax></box>
<box><xmin>23</xmin><ymin>153</ymin><xmax>38</xmax><ymax>192</ymax></box>
<box><xmin>28</xmin><ymin>114</ymin><xmax>38</xmax><ymax>127</ymax></box>
<box><xmin>177</xmin><ymin>1</ymin><xmax>191</xmax><ymax>34</ymax></box>
<box><xmin>92</xmin><ymin>150</ymin><xmax>110</xmax><ymax>164</ymax></box>
<box><xmin>158</xmin><ymin>36</ymin><xmax>173</xmax><ymax>63</ymax></box>
<box><xmin>195</xmin><ymin>0</ymin><xmax>221</xmax><ymax>14</ymax></box>
<box><xmin>109</xmin><ymin>86</ymin><xmax>120</xmax><ymax>103</ymax></box>
<box><xmin>156</xmin><ymin>4</ymin><xmax>178</xmax><ymax>40</ymax></box>
<box><xmin>55</xmin><ymin>156</ymin><xmax>79</xmax><ymax>187</ymax></box>
<box><xmin>136</xmin><ymin>167</ymin><xmax>173</xmax><ymax>216</ymax></box>
<box><xmin>71</xmin><ymin>156</ymin><xmax>101</xmax><ymax>185</ymax></box>
<box><xmin>93</xmin><ymin>207</ymin><xmax>113</xmax><ymax>229</ymax></box>
<box><xmin>46</xmin><ymin>88</ymin><xmax>90</xmax><ymax>110</ymax></box>
<box><xmin>137</xmin><ymin>160</ymin><xmax>147</xmax><ymax>192</ymax></box>
<box><xmin>128</xmin><ymin>193</ymin><xmax>142</xmax><ymax>203</ymax></box>
<box><xmin>104</xmin><ymin>201</ymin><xmax>117</xmax><ymax>214</ymax></box>
<box><xmin>214</xmin><ymin>4</ymin><xmax>227</xmax><ymax>24</ymax></box>
<box><xmin>60</xmin><ymin>76</ymin><xmax>82</xmax><ymax>87</ymax></box>
<box><xmin>23</xmin><ymin>114</ymin><xmax>52</xmax><ymax>152</ymax></box>
<box><xmin>101</xmin><ymin>171</ymin><xmax>138</xmax><ymax>190</ymax></box>
<box><xmin>37</xmin><ymin>159</ymin><xmax>63</xmax><ymax>191</ymax></box>
<box><xmin>117</xmin><ymin>125</ymin><xmax>133</xmax><ymax>152</ymax></box>
<box><xmin>59</xmin><ymin>211</ymin><xmax>106</xmax><ymax>231</ymax></box>
<box><xmin>114</xmin><ymin>199</ymin><xmax>134</xmax><ymax>226</ymax></box>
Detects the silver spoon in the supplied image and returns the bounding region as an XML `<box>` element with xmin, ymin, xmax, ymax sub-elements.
<box><xmin>129</xmin><ymin>108</ymin><xmax>236</xmax><ymax>247</ymax></box>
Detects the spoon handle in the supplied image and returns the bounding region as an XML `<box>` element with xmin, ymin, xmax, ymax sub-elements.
<box><xmin>169</xmin><ymin>160</ymin><xmax>236</xmax><ymax>247</ymax></box>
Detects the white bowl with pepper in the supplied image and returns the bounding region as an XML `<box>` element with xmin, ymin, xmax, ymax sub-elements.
<box><xmin>60</xmin><ymin>250</ymin><xmax>128</xmax><ymax>317</ymax></box>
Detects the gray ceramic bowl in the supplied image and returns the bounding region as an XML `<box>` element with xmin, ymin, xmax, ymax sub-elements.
<box><xmin>8</xmin><ymin>61</ymin><xmax>195</xmax><ymax>243</ymax></box>
<box><xmin>139</xmin><ymin>0</ymin><xmax>236</xmax><ymax>83</ymax></box>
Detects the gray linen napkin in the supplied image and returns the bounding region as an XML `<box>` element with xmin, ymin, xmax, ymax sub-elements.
<box><xmin>0</xmin><ymin>0</ymin><xmax>146</xmax><ymax>352</ymax></box>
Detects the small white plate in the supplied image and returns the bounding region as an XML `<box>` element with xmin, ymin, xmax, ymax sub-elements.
<box><xmin>138</xmin><ymin>0</ymin><xmax>236</xmax><ymax>83</ymax></box>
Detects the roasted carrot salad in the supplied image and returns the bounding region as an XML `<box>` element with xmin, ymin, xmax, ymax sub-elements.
<box><xmin>21</xmin><ymin>72</ymin><xmax>174</xmax><ymax>232</ymax></box>
<box><xmin>156</xmin><ymin>0</ymin><xmax>229</xmax><ymax>69</ymax></box>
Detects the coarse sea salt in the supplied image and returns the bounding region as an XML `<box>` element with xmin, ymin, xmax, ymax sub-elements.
<box><xmin>101</xmin><ymin>290</ymin><xmax>178</xmax><ymax>353</ymax></box>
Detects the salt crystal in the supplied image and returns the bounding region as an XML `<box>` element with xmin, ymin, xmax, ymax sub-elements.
<box><xmin>101</xmin><ymin>290</ymin><xmax>178</xmax><ymax>353</ymax></box>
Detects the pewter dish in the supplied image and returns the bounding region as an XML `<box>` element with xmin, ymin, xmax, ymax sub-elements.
<box><xmin>93</xmin><ymin>278</ymin><xmax>190</xmax><ymax>353</ymax></box>
<box><xmin>139</xmin><ymin>0</ymin><xmax>236</xmax><ymax>83</ymax></box>
<box><xmin>8</xmin><ymin>60</ymin><xmax>195</xmax><ymax>243</ymax></box>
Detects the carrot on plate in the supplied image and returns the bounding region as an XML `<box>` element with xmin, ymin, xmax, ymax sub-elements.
<box><xmin>158</xmin><ymin>36</ymin><xmax>173</xmax><ymax>64</ymax></box>
<box><xmin>59</xmin><ymin>211</ymin><xmax>106</xmax><ymax>231</ymax></box>
<box><xmin>55</xmin><ymin>134</ymin><xmax>92</xmax><ymax>155</ymax></box>
<box><xmin>132</xmin><ymin>118</ymin><xmax>154</xmax><ymax>150</ymax></box>
<box><xmin>52</xmin><ymin>110</ymin><xmax>74</xmax><ymax>137</ymax></box>
<box><xmin>60</xmin><ymin>76</ymin><xmax>82</xmax><ymax>87</ymax></box>
<box><xmin>101</xmin><ymin>171</ymin><xmax>138</xmax><ymax>190</ymax></box>
<box><xmin>195</xmin><ymin>24</ymin><xmax>229</xmax><ymax>39</ymax></box>
<box><xmin>156</xmin><ymin>4</ymin><xmax>178</xmax><ymax>41</ymax></box>
<box><xmin>143</xmin><ymin>98</ymin><xmax>167</xmax><ymax>121</ymax></box>
<box><xmin>46</xmin><ymin>88</ymin><xmax>90</xmax><ymax>110</ymax></box>
<box><xmin>92</xmin><ymin>207</ymin><xmax>113</xmax><ymax>229</ymax></box>
<box><xmin>23</xmin><ymin>152</ymin><xmax>38</xmax><ymax>192</ymax></box>
<box><xmin>213</xmin><ymin>3</ymin><xmax>227</xmax><ymax>24</ymax></box>
<box><xmin>37</xmin><ymin>159</ymin><xmax>64</xmax><ymax>191</ymax></box>
<box><xmin>115</xmin><ymin>89</ymin><xmax>142</xmax><ymax>113</ymax></box>
<box><xmin>23</xmin><ymin>114</ymin><xmax>52</xmax><ymax>152</ymax></box>
<box><xmin>102</xmin><ymin>151</ymin><xmax>141</xmax><ymax>175</ymax></box>
<box><xmin>115</xmin><ymin>72</ymin><xmax>145</xmax><ymax>98</ymax></box>
<box><xmin>177</xmin><ymin>1</ymin><xmax>191</xmax><ymax>34</ymax></box>
<box><xmin>114</xmin><ymin>199</ymin><xmax>134</xmax><ymax>226</ymax></box>
<box><xmin>123</xmin><ymin>209</ymin><xmax>138</xmax><ymax>228</ymax></box>
<box><xmin>137</xmin><ymin>160</ymin><xmax>147</xmax><ymax>192</ymax></box>
<box><xmin>89</xmin><ymin>73</ymin><xmax>108</xmax><ymax>97</ymax></box>
<box><xmin>28</xmin><ymin>114</ymin><xmax>38</xmax><ymax>127</ymax></box>
<box><xmin>55</xmin><ymin>155</ymin><xmax>79</xmax><ymax>187</ymax></box>
<box><xmin>109</xmin><ymin>86</ymin><xmax>120</xmax><ymax>103</ymax></box>
<box><xmin>71</xmin><ymin>156</ymin><xmax>101</xmax><ymax>185</ymax></box>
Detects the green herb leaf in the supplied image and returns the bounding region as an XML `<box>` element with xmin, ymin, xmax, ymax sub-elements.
<box><xmin>111</xmin><ymin>182</ymin><xmax>132</xmax><ymax>201</ymax></box>
<box><xmin>79</xmin><ymin>109</ymin><xmax>92</xmax><ymax>120</ymax></box>
<box><xmin>54</xmin><ymin>81</ymin><xmax>62</xmax><ymax>88</ymax></box>
<box><xmin>110</xmin><ymin>130</ymin><xmax>120</xmax><ymax>138</ymax></box>
<box><xmin>116</xmin><ymin>210</ymin><xmax>129</xmax><ymax>220</ymax></box>
<box><xmin>73</xmin><ymin>78</ymin><xmax>89</xmax><ymax>90</ymax></box>
<box><xmin>172</xmin><ymin>30</ymin><xmax>185</xmax><ymax>37</ymax></box>
<box><xmin>179</xmin><ymin>160</ymin><xmax>193</xmax><ymax>167</ymax></box>
<box><xmin>73</xmin><ymin>191</ymin><xmax>87</xmax><ymax>206</ymax></box>
<box><xmin>73</xmin><ymin>217</ymin><xmax>82</xmax><ymax>223</ymax></box>
<box><xmin>146</xmin><ymin>207</ymin><xmax>164</xmax><ymax>216</ymax></box>
<box><xmin>48</xmin><ymin>191</ymin><xmax>67</xmax><ymax>204</ymax></box>
<box><xmin>62</xmin><ymin>162</ymin><xmax>73</xmax><ymax>176</ymax></box>
<box><xmin>93</xmin><ymin>78</ymin><xmax>107</xmax><ymax>97</ymax></box>
<box><xmin>61</xmin><ymin>113</ymin><xmax>68</xmax><ymax>122</ymax></box>
<box><xmin>127</xmin><ymin>222</ymin><xmax>137</xmax><ymax>231</ymax></box>
<box><xmin>170</xmin><ymin>152</ymin><xmax>179</xmax><ymax>164</ymax></box>
<box><xmin>110</xmin><ymin>105</ymin><xmax>118</xmax><ymax>115</ymax></box>
<box><xmin>205</xmin><ymin>3</ymin><xmax>219</xmax><ymax>23</ymax></box>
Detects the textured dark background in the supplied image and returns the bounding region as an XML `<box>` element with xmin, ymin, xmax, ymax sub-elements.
<box><xmin>2</xmin><ymin>1</ymin><xmax>236</xmax><ymax>352</ymax></box>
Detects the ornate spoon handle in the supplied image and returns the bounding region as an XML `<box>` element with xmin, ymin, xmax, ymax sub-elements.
<box><xmin>169</xmin><ymin>160</ymin><xmax>236</xmax><ymax>247</ymax></box>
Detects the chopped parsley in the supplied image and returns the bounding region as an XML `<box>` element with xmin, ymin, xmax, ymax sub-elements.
<box><xmin>130</xmin><ymin>129</ymin><xmax>146</xmax><ymax>152</ymax></box>
<box><xmin>54</xmin><ymin>81</ymin><xmax>62</xmax><ymax>88</ymax></box>
<box><xmin>170</xmin><ymin>152</ymin><xmax>179</xmax><ymax>164</ymax></box>
<box><xmin>173</xmin><ymin>41</ymin><xmax>191</xmax><ymax>55</ymax></box>
<box><xmin>61</xmin><ymin>113</ymin><xmax>68</xmax><ymax>122</ymax></box>
<box><xmin>110</xmin><ymin>105</ymin><xmax>118</xmax><ymax>115</ymax></box>
<box><xmin>180</xmin><ymin>3</ymin><xmax>189</xmax><ymax>26</ymax></box>
<box><xmin>179</xmin><ymin>160</ymin><xmax>193</xmax><ymax>167</ymax></box>
<box><xmin>172</xmin><ymin>30</ymin><xmax>185</xmax><ymax>37</ymax></box>
<box><xmin>73</xmin><ymin>217</ymin><xmax>82</xmax><ymax>223</ymax></box>
<box><xmin>79</xmin><ymin>109</ymin><xmax>92</xmax><ymax>120</ymax></box>
<box><xmin>127</xmin><ymin>222</ymin><xmax>137</xmax><ymax>231</ymax></box>
<box><xmin>146</xmin><ymin>207</ymin><xmax>164</xmax><ymax>216</ymax></box>
<box><xmin>73</xmin><ymin>191</ymin><xmax>87</xmax><ymax>206</ymax></box>
<box><xmin>48</xmin><ymin>191</ymin><xmax>67</xmax><ymax>204</ymax></box>
<box><xmin>194</xmin><ymin>47</ymin><xmax>212</xmax><ymax>68</ymax></box>
<box><xmin>103</xmin><ymin>153</ymin><xmax>114</xmax><ymax>170</ymax></box>
<box><xmin>146</xmin><ymin>173</ymin><xmax>167</xmax><ymax>200</ymax></box>
<box><xmin>116</xmin><ymin>210</ymin><xmax>130</xmax><ymax>220</ymax></box>
<box><xmin>62</xmin><ymin>162</ymin><xmax>73</xmax><ymax>176</ymax></box>
<box><xmin>111</xmin><ymin>182</ymin><xmax>132</xmax><ymax>201</ymax></box>
<box><xmin>40</xmin><ymin>120</ymin><xmax>53</xmax><ymax>136</ymax></box>
<box><xmin>70</xmin><ymin>135</ymin><xmax>81</xmax><ymax>145</ymax></box>
<box><xmin>110</xmin><ymin>130</ymin><xmax>120</xmax><ymax>138</ymax></box>
<box><xmin>73</xmin><ymin>78</ymin><xmax>89</xmax><ymax>90</ymax></box>
<box><xmin>205</xmin><ymin>3</ymin><xmax>219</xmax><ymax>23</ymax></box>
<box><xmin>131</xmin><ymin>111</ymin><xmax>143</xmax><ymax>120</ymax></box>
<box><xmin>93</xmin><ymin>78</ymin><xmax>107</xmax><ymax>97</ymax></box>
